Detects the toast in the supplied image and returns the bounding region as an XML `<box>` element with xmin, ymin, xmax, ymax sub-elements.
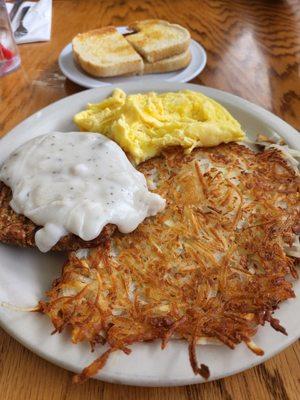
<box><xmin>72</xmin><ymin>27</ymin><xmax>143</xmax><ymax>78</ymax></box>
<box><xmin>126</xmin><ymin>19</ymin><xmax>191</xmax><ymax>63</ymax></box>
<box><xmin>144</xmin><ymin>48</ymin><xmax>191</xmax><ymax>74</ymax></box>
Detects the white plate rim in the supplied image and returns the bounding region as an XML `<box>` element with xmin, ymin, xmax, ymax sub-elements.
<box><xmin>0</xmin><ymin>81</ymin><xmax>299</xmax><ymax>387</ymax></box>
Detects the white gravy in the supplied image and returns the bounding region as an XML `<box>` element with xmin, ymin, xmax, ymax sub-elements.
<box><xmin>0</xmin><ymin>132</ymin><xmax>166</xmax><ymax>252</ymax></box>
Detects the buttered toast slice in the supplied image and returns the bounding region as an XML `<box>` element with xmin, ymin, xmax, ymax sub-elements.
<box><xmin>72</xmin><ymin>27</ymin><xmax>143</xmax><ymax>77</ymax></box>
<box><xmin>126</xmin><ymin>20</ymin><xmax>191</xmax><ymax>63</ymax></box>
<box><xmin>144</xmin><ymin>48</ymin><xmax>191</xmax><ymax>74</ymax></box>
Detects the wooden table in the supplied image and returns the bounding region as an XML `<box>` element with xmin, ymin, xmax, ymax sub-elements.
<box><xmin>1</xmin><ymin>1</ymin><xmax>300</xmax><ymax>399</ymax></box>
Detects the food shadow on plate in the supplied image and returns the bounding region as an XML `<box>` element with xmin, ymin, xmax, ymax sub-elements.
<box><xmin>0</xmin><ymin>244</ymin><xmax>65</xmax><ymax>306</ymax></box>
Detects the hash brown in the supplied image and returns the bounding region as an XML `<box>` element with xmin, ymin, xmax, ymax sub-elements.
<box><xmin>40</xmin><ymin>143</ymin><xmax>299</xmax><ymax>382</ymax></box>
<box><xmin>0</xmin><ymin>182</ymin><xmax>116</xmax><ymax>251</ymax></box>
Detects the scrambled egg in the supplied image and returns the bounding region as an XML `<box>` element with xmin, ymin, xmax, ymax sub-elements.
<box><xmin>74</xmin><ymin>89</ymin><xmax>245</xmax><ymax>164</ymax></box>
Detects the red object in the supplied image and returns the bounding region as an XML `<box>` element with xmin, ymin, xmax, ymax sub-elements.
<box><xmin>0</xmin><ymin>43</ymin><xmax>14</xmax><ymax>60</ymax></box>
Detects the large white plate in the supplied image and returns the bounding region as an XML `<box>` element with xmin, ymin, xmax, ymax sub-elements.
<box><xmin>58</xmin><ymin>27</ymin><xmax>207</xmax><ymax>88</ymax></box>
<box><xmin>0</xmin><ymin>82</ymin><xmax>299</xmax><ymax>387</ymax></box>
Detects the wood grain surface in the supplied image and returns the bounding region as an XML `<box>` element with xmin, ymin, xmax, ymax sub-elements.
<box><xmin>0</xmin><ymin>0</ymin><xmax>300</xmax><ymax>399</ymax></box>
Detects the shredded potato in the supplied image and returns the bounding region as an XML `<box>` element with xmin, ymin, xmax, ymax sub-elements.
<box><xmin>40</xmin><ymin>143</ymin><xmax>299</xmax><ymax>383</ymax></box>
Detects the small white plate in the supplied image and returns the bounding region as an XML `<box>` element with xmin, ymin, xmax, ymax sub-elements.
<box><xmin>58</xmin><ymin>27</ymin><xmax>207</xmax><ymax>88</ymax></box>
<box><xmin>0</xmin><ymin>82</ymin><xmax>299</xmax><ymax>387</ymax></box>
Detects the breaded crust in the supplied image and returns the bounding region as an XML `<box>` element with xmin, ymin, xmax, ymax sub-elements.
<box><xmin>0</xmin><ymin>182</ymin><xmax>115</xmax><ymax>251</ymax></box>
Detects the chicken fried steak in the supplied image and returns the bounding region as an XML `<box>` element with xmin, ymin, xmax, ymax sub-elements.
<box><xmin>0</xmin><ymin>182</ymin><xmax>115</xmax><ymax>251</ymax></box>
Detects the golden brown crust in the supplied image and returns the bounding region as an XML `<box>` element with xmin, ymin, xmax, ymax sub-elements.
<box><xmin>41</xmin><ymin>143</ymin><xmax>299</xmax><ymax>382</ymax></box>
<box><xmin>130</xmin><ymin>19</ymin><xmax>169</xmax><ymax>27</ymax></box>
<box><xmin>127</xmin><ymin>19</ymin><xmax>191</xmax><ymax>62</ymax></box>
<box><xmin>73</xmin><ymin>50</ymin><xmax>143</xmax><ymax>78</ymax></box>
<box><xmin>72</xmin><ymin>28</ymin><xmax>143</xmax><ymax>78</ymax></box>
<box><xmin>74</xmin><ymin>27</ymin><xmax>117</xmax><ymax>40</ymax></box>
<box><xmin>144</xmin><ymin>49</ymin><xmax>191</xmax><ymax>74</ymax></box>
<box><xmin>0</xmin><ymin>182</ymin><xmax>115</xmax><ymax>251</ymax></box>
